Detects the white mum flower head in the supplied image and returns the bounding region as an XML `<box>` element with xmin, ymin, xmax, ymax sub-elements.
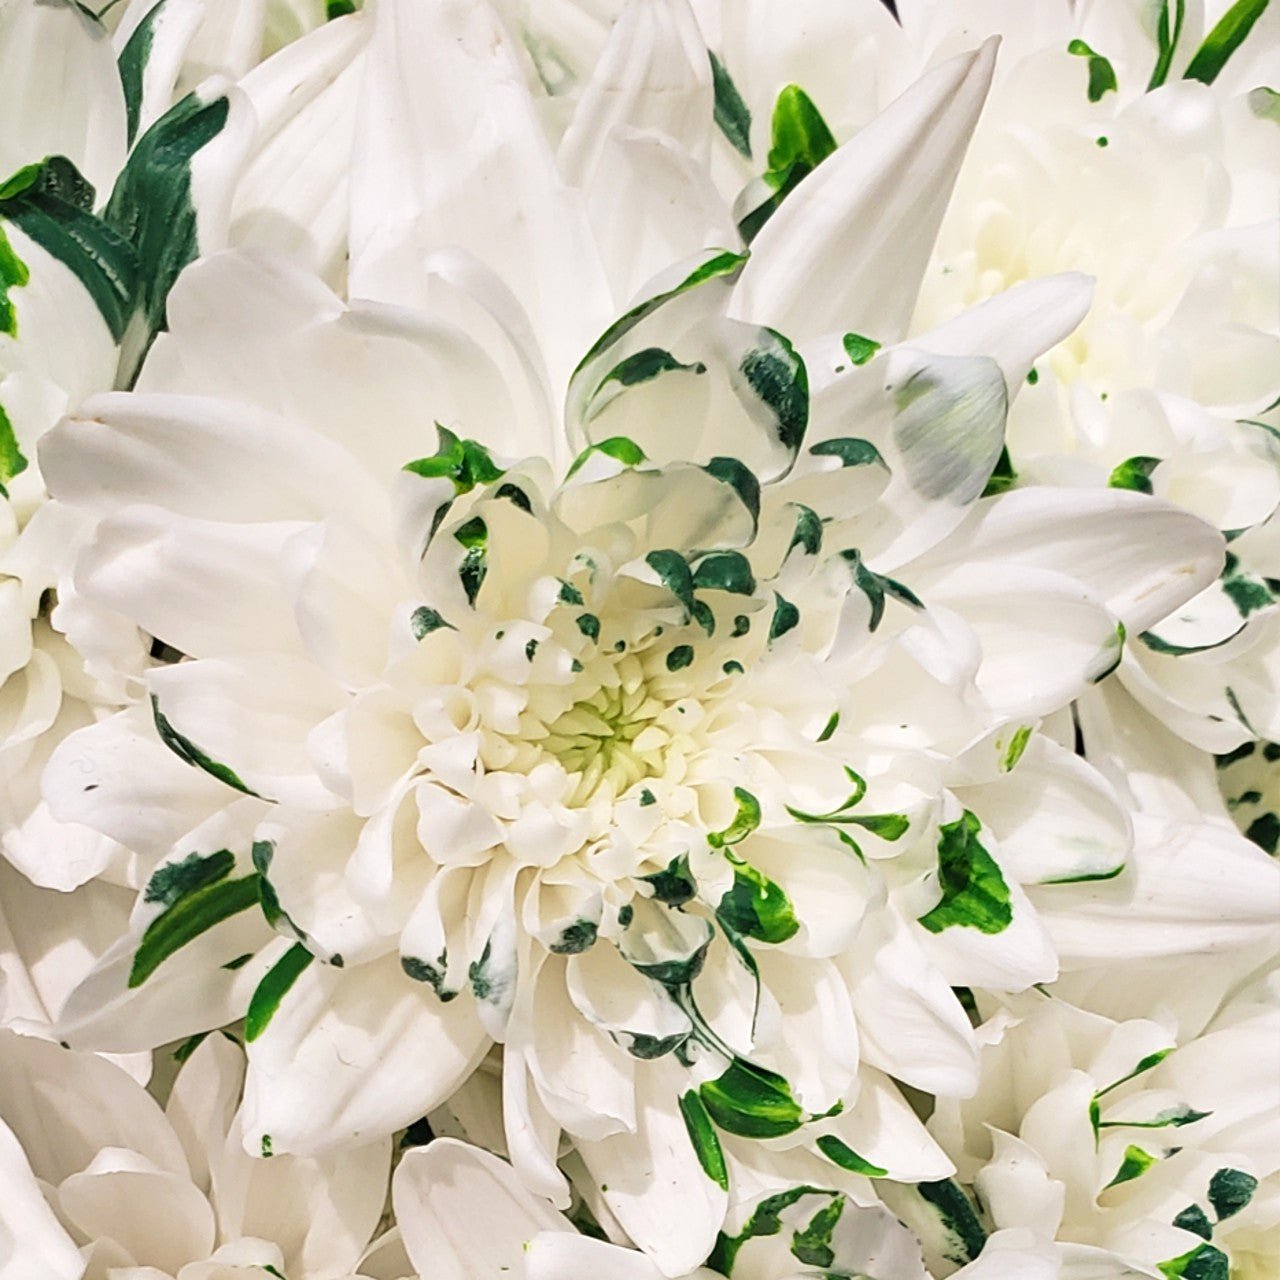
<box><xmin>35</xmin><ymin>0</ymin><xmax>1231</xmax><ymax>1271</ymax></box>
<box><xmin>919</xmin><ymin>990</ymin><xmax>1280</xmax><ymax>1280</ymax></box>
<box><xmin>0</xmin><ymin>1029</ymin><xmax>390</xmax><ymax>1280</ymax></box>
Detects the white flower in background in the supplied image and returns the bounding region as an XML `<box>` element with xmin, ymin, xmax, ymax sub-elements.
<box><xmin>32</xmin><ymin>1</ymin><xmax>1235</xmax><ymax>1273</ymax></box>
<box><xmin>0</xmin><ymin>1029</ymin><xmax>389</xmax><ymax>1279</ymax></box>
<box><xmin>0</xmin><ymin>0</ymin><xmax>368</xmax><ymax>892</ymax></box>
<box><xmin>924</xmin><ymin>988</ymin><xmax>1280</xmax><ymax>1280</ymax></box>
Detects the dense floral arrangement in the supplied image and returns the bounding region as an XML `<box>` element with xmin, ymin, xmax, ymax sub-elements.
<box><xmin>0</xmin><ymin>0</ymin><xmax>1277</xmax><ymax>1277</ymax></box>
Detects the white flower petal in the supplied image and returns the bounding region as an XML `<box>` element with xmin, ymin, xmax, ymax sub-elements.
<box><xmin>242</xmin><ymin>953</ymin><xmax>489</xmax><ymax>1156</ymax></box>
<box><xmin>576</xmin><ymin>1057</ymin><xmax>728</xmax><ymax>1277</ymax></box>
<box><xmin>728</xmin><ymin>39</ymin><xmax>997</xmax><ymax>346</ymax></box>
<box><xmin>0</xmin><ymin>1115</ymin><xmax>82</xmax><ymax>1280</ymax></box>
<box><xmin>392</xmin><ymin>1138</ymin><xmax>572</xmax><ymax>1280</ymax></box>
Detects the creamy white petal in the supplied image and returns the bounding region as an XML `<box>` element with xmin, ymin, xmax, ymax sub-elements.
<box><xmin>728</xmin><ymin>39</ymin><xmax>997</xmax><ymax>346</ymax></box>
<box><xmin>393</xmin><ymin>1138</ymin><xmax>572</xmax><ymax>1280</ymax></box>
<box><xmin>241</xmin><ymin>953</ymin><xmax>489</xmax><ymax>1156</ymax></box>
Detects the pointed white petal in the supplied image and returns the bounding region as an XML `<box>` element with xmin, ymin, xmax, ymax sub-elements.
<box><xmin>728</xmin><ymin>39</ymin><xmax>998</xmax><ymax>346</ymax></box>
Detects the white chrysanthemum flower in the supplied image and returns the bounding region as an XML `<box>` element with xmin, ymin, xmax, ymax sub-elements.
<box><xmin>0</xmin><ymin>1029</ymin><xmax>389</xmax><ymax>1279</ymax></box>
<box><xmin>0</xmin><ymin>0</ymin><xmax>369</xmax><ymax>888</ymax></box>
<box><xmin>35</xmin><ymin>0</ymin><xmax>1232</xmax><ymax>1269</ymax></box>
<box><xmin>923</xmin><ymin>988</ymin><xmax>1280</xmax><ymax>1280</ymax></box>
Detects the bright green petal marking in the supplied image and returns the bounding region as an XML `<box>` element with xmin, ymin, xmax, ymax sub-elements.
<box><xmin>918</xmin><ymin>810</ymin><xmax>1013</xmax><ymax>935</ymax></box>
<box><xmin>151</xmin><ymin>695</ymin><xmax>266</xmax><ymax>798</ymax></box>
<box><xmin>679</xmin><ymin>1090</ymin><xmax>729</xmax><ymax>1189</ymax></box>
<box><xmin>1184</xmin><ymin>0</ymin><xmax>1270</xmax><ymax>85</ymax></box>
<box><xmin>244</xmin><ymin>943</ymin><xmax>314</xmax><ymax>1041</ymax></box>
<box><xmin>0</xmin><ymin>403</ymin><xmax>28</xmax><ymax>489</ymax></box>
<box><xmin>710</xmin><ymin>51</ymin><xmax>752</xmax><ymax>158</ymax></box>
<box><xmin>130</xmin><ymin>869</ymin><xmax>262</xmax><ymax>988</ymax></box>
<box><xmin>1109</xmin><ymin>455</ymin><xmax>1161</xmax><ymax>494</ymax></box>
<box><xmin>1157</xmin><ymin>1244</ymin><xmax>1229</xmax><ymax>1280</ymax></box>
<box><xmin>816</xmin><ymin>1134</ymin><xmax>888</xmax><ymax>1177</ymax></box>
<box><xmin>841</xmin><ymin>332</ymin><xmax>881</xmax><ymax>366</ymax></box>
<box><xmin>1067</xmin><ymin>38</ymin><xmax>1119</xmax><ymax>101</ymax></box>
<box><xmin>1148</xmin><ymin>0</ymin><xmax>1188</xmax><ymax>90</ymax></box>
<box><xmin>0</xmin><ymin>221</ymin><xmax>30</xmax><ymax>337</ymax></box>
<box><xmin>1106</xmin><ymin>1144</ymin><xmax>1159</xmax><ymax>1189</ymax></box>
<box><xmin>981</xmin><ymin>445</ymin><xmax>1018</xmax><ymax>497</ymax></box>
<box><xmin>700</xmin><ymin>1058</ymin><xmax>806</xmax><ymax>1138</ymax></box>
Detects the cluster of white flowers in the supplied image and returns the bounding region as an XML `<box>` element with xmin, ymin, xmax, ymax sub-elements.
<box><xmin>0</xmin><ymin>0</ymin><xmax>1276</xmax><ymax>1277</ymax></box>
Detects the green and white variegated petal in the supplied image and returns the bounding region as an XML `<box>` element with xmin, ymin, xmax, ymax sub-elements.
<box><xmin>42</xmin><ymin>705</ymin><xmax>234</xmax><ymax>866</ymax></box>
<box><xmin>911</xmin><ymin>820</ymin><xmax>1060</xmax><ymax>992</ymax></box>
<box><xmin>916</xmin><ymin>489</ymin><xmax>1226</xmax><ymax>636</ymax></box>
<box><xmin>576</xmin><ymin>1056</ymin><xmax>729</xmax><ymax>1278</ymax></box>
<box><xmin>567</xmin><ymin>251</ymin><xmax>811</xmax><ymax>483</ymax></box>
<box><xmin>813</xmin><ymin>345</ymin><xmax>1007</xmax><ymax>570</ymax></box>
<box><xmin>229</xmin><ymin>10</ymin><xmax>371</xmax><ymax>287</ymax></box>
<box><xmin>252</xmin><ymin>809</ymin><xmax>389</xmax><ymax>966</ymax></box>
<box><xmin>106</xmin><ymin>78</ymin><xmax>254</xmax><ymax>378</ymax></box>
<box><xmin>565</xmin><ymin>937</ymin><xmax>695</xmax><ymax>1057</ymax></box>
<box><xmin>819</xmin><ymin>1066</ymin><xmax>955</xmax><ymax>1183</ymax></box>
<box><xmin>242</xmin><ymin>953</ymin><xmax>489</xmax><ymax>1157</ymax></box>
<box><xmin>0</xmin><ymin>226</ymin><xmax>119</xmax><ymax>450</ymax></box>
<box><xmin>348</xmin><ymin>0</ymin><xmax>610</xmax><ymax>395</ymax></box>
<box><xmin>55</xmin><ymin>838</ymin><xmax>280</xmax><ymax>1054</ymax></box>
<box><xmin>956</xmin><ymin>735</ymin><xmax>1133</xmax><ymax>886</ymax></box>
<box><xmin>709</xmin><ymin>1173</ymin><xmax>932</xmax><ymax>1280</ymax></box>
<box><xmin>1033</xmin><ymin>811</ymin><xmax>1280</xmax><ymax>966</ymax></box>
<box><xmin>0</xmin><ymin>1115</ymin><xmax>82</xmax><ymax>1280</ymax></box>
<box><xmin>727</xmin><ymin>40</ymin><xmax>997</xmax><ymax>347</ymax></box>
<box><xmin>0</xmin><ymin>0</ymin><xmax>127</xmax><ymax>194</ymax></box>
<box><xmin>145</xmin><ymin>657</ymin><xmax>346</xmax><ymax>808</ymax></box>
<box><xmin>113</xmin><ymin>0</ymin><xmax>207</xmax><ymax>147</ymax></box>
